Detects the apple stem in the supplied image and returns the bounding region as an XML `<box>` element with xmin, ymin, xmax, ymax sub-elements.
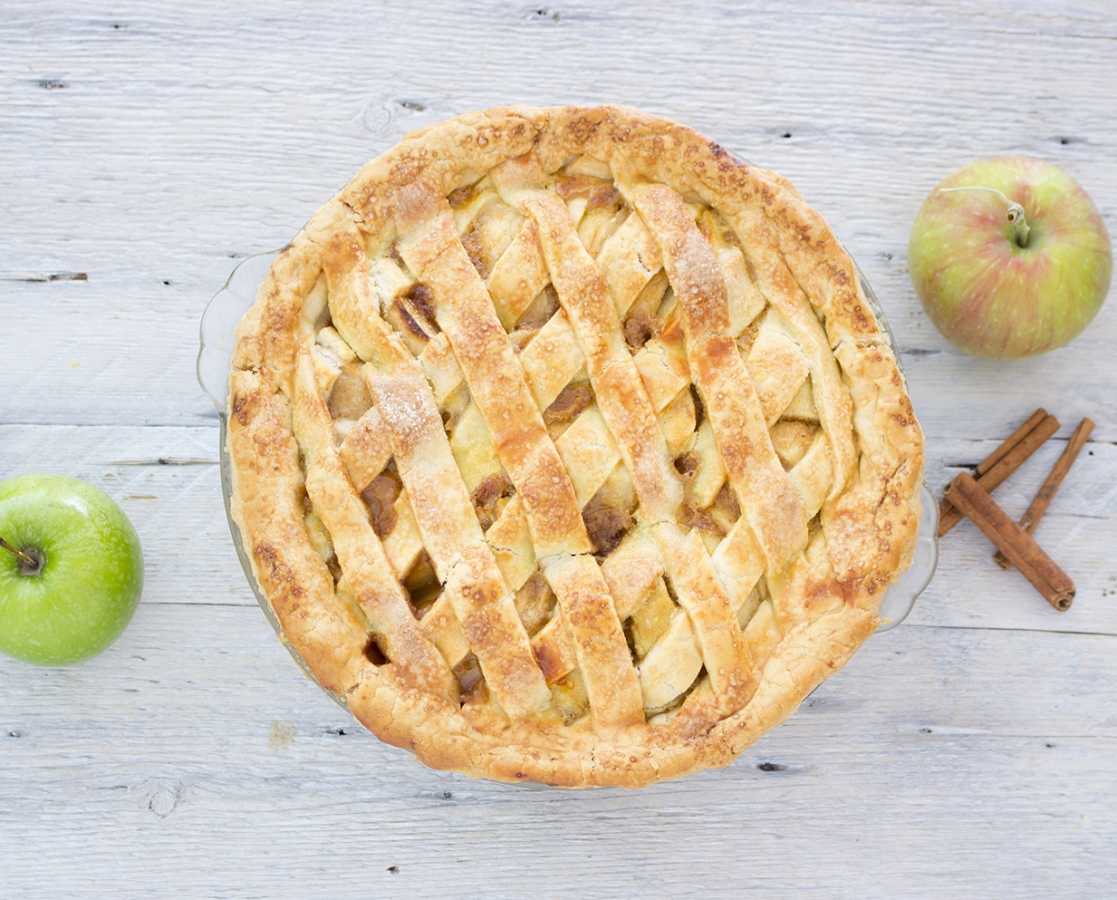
<box><xmin>939</xmin><ymin>186</ymin><xmax>1031</xmax><ymax>248</ymax></box>
<box><xmin>0</xmin><ymin>536</ymin><xmax>44</xmax><ymax>575</ymax></box>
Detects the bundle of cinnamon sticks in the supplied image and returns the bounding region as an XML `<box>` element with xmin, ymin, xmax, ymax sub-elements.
<box><xmin>939</xmin><ymin>409</ymin><xmax>1093</xmax><ymax>611</ymax></box>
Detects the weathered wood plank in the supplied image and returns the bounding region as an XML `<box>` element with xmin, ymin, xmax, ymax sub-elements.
<box><xmin>0</xmin><ymin>425</ymin><xmax>251</xmax><ymax>605</ymax></box>
<box><xmin>3</xmin><ymin>1</ymin><xmax>1117</xmax><ymax>897</ymax></box>
<box><xmin>2</xmin><ymin>1</ymin><xmax>1115</xmax><ymax>436</ymax></box>
<box><xmin>2</xmin><ymin>606</ymin><xmax>1114</xmax><ymax>898</ymax></box>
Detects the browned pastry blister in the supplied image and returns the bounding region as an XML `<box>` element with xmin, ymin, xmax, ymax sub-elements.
<box><xmin>226</xmin><ymin>105</ymin><xmax>924</xmax><ymax>787</ymax></box>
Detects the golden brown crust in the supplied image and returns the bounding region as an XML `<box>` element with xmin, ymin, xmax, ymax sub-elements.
<box><xmin>226</xmin><ymin>104</ymin><xmax>924</xmax><ymax>787</ymax></box>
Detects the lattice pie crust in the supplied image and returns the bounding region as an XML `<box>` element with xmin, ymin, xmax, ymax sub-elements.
<box><xmin>227</xmin><ymin>105</ymin><xmax>924</xmax><ymax>787</ymax></box>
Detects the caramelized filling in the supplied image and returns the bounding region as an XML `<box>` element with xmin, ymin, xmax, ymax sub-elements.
<box><xmin>554</xmin><ymin>173</ymin><xmax>621</xmax><ymax>207</ymax></box>
<box><xmin>454</xmin><ymin>654</ymin><xmax>487</xmax><ymax>705</ymax></box>
<box><xmin>327</xmin><ymin>363</ymin><xmax>373</xmax><ymax>421</ymax></box>
<box><xmin>689</xmin><ymin>385</ymin><xmax>705</xmax><ymax>428</ymax></box>
<box><xmin>514</xmin><ymin>571</ymin><xmax>556</xmax><ymax>636</ymax></box>
<box><xmin>460</xmin><ymin>225</ymin><xmax>487</xmax><ymax>278</ymax></box>
<box><xmin>385</xmin><ymin>283</ymin><xmax>439</xmax><ymax>355</ymax></box>
<box><xmin>363</xmin><ymin>635</ymin><xmax>388</xmax><ymax>666</ymax></box>
<box><xmin>543</xmin><ymin>381</ymin><xmax>594</xmax><ymax>432</ymax></box>
<box><xmin>582</xmin><ymin>497</ymin><xmax>631</xmax><ymax>559</ymax></box>
<box><xmin>514</xmin><ymin>285</ymin><xmax>560</xmax><ymax>332</ymax></box>
<box><xmin>624</xmin><ymin>313</ymin><xmax>659</xmax><ymax>353</ymax></box>
<box><xmin>446</xmin><ymin>181</ymin><xmax>479</xmax><ymax>210</ymax></box>
<box><xmin>470</xmin><ymin>473</ymin><xmax>515</xmax><ymax>532</ymax></box>
<box><xmin>362</xmin><ymin>472</ymin><xmax>401</xmax><ymax>538</ymax></box>
<box><xmin>403</xmin><ymin>283</ymin><xmax>438</xmax><ymax>331</ymax></box>
<box><xmin>394</xmin><ymin>299</ymin><xmax>430</xmax><ymax>342</ymax></box>
<box><xmin>403</xmin><ymin>550</ymin><xmax>440</xmax><ymax>614</ymax></box>
<box><xmin>680</xmin><ymin>503</ymin><xmax>725</xmax><ymax>539</ymax></box>
<box><xmin>673</xmin><ymin>452</ymin><xmax>699</xmax><ymax>479</ymax></box>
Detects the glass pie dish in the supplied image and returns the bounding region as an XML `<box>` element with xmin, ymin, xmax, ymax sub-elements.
<box><xmin>201</xmin><ymin>106</ymin><xmax>941</xmax><ymax>788</ymax></box>
<box><xmin>198</xmin><ymin>247</ymin><xmax>938</xmax><ymax>710</ymax></box>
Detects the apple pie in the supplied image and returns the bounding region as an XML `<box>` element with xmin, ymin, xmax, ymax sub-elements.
<box><xmin>226</xmin><ymin>105</ymin><xmax>924</xmax><ymax>787</ymax></box>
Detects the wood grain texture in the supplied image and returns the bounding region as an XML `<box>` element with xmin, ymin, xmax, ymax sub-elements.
<box><xmin>2</xmin><ymin>605</ymin><xmax>1116</xmax><ymax>898</ymax></box>
<box><xmin>2</xmin><ymin>0</ymin><xmax>1116</xmax><ymax>897</ymax></box>
<box><xmin>0</xmin><ymin>425</ymin><xmax>251</xmax><ymax>605</ymax></box>
<box><xmin>3</xmin><ymin>0</ymin><xmax>1116</xmax><ymax>438</ymax></box>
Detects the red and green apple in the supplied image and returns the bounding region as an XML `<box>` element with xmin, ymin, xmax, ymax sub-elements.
<box><xmin>909</xmin><ymin>156</ymin><xmax>1111</xmax><ymax>359</ymax></box>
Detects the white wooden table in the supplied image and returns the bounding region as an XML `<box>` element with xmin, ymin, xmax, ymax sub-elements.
<box><xmin>3</xmin><ymin>2</ymin><xmax>1115</xmax><ymax>897</ymax></box>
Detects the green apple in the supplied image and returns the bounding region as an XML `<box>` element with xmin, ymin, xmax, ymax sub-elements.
<box><xmin>0</xmin><ymin>474</ymin><xmax>144</xmax><ymax>665</ymax></box>
<box><xmin>909</xmin><ymin>156</ymin><xmax>1112</xmax><ymax>359</ymax></box>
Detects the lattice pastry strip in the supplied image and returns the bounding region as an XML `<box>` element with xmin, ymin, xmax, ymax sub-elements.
<box><xmin>321</xmin><ymin>228</ymin><xmax>557</xmax><ymax>718</ymax></box>
<box><xmin>338</xmin><ymin>406</ymin><xmax>392</xmax><ymax>490</ymax></box>
<box><xmin>392</xmin><ymin>180</ymin><xmax>653</xmax><ymax>727</ymax></box>
<box><xmin>654</xmin><ymin>524</ymin><xmax>755</xmax><ymax>712</ymax></box>
<box><xmin>519</xmin><ymin>309</ymin><xmax>585</xmax><ymax>411</ymax></box>
<box><xmin>697</xmin><ymin>209</ymin><xmax>769</xmax><ymax>338</ymax></box>
<box><xmin>227</xmin><ymin>105</ymin><xmax>924</xmax><ymax>788</ymax></box>
<box><xmin>745</xmin><ymin>310</ymin><xmax>812</xmax><ymax>428</ymax></box>
<box><xmin>291</xmin><ymin>346</ymin><xmax>458</xmax><ymax>702</ymax></box>
<box><xmin>485</xmin><ymin>218</ymin><xmax>550</xmax><ymax>329</ymax></box>
<box><xmin>366</xmin><ymin>355</ymin><xmax>552</xmax><ymax>719</ymax></box>
<box><xmin>593</xmin><ymin>208</ymin><xmax>663</xmax><ymax>318</ymax></box>
<box><xmin>543</xmin><ymin>555</ymin><xmax>644</xmax><ymax>727</ymax></box>
<box><xmin>519</xmin><ymin>188</ymin><xmax>684</xmax><ymax>524</ymax></box>
<box><xmin>631</xmin><ymin>183</ymin><xmax>808</xmax><ymax>571</ymax></box>
<box><xmin>394</xmin><ymin>183</ymin><xmax>592</xmax><ymax>558</ymax></box>
<box><xmin>718</xmin><ymin>201</ymin><xmax>857</xmax><ymax>501</ymax></box>
<box><xmin>480</xmin><ymin>176</ymin><xmax>768</xmax><ymax>714</ymax></box>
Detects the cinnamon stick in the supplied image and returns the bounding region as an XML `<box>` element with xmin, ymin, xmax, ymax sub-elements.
<box><xmin>944</xmin><ymin>472</ymin><xmax>1074</xmax><ymax>611</ymax></box>
<box><xmin>938</xmin><ymin>412</ymin><xmax>1060</xmax><ymax>536</ymax></box>
<box><xmin>994</xmin><ymin>418</ymin><xmax>1094</xmax><ymax>569</ymax></box>
<box><xmin>976</xmin><ymin>408</ymin><xmax>1049</xmax><ymax>476</ymax></box>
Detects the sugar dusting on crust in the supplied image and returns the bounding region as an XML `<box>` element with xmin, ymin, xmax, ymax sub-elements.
<box><xmin>228</xmin><ymin>104</ymin><xmax>925</xmax><ymax>787</ymax></box>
